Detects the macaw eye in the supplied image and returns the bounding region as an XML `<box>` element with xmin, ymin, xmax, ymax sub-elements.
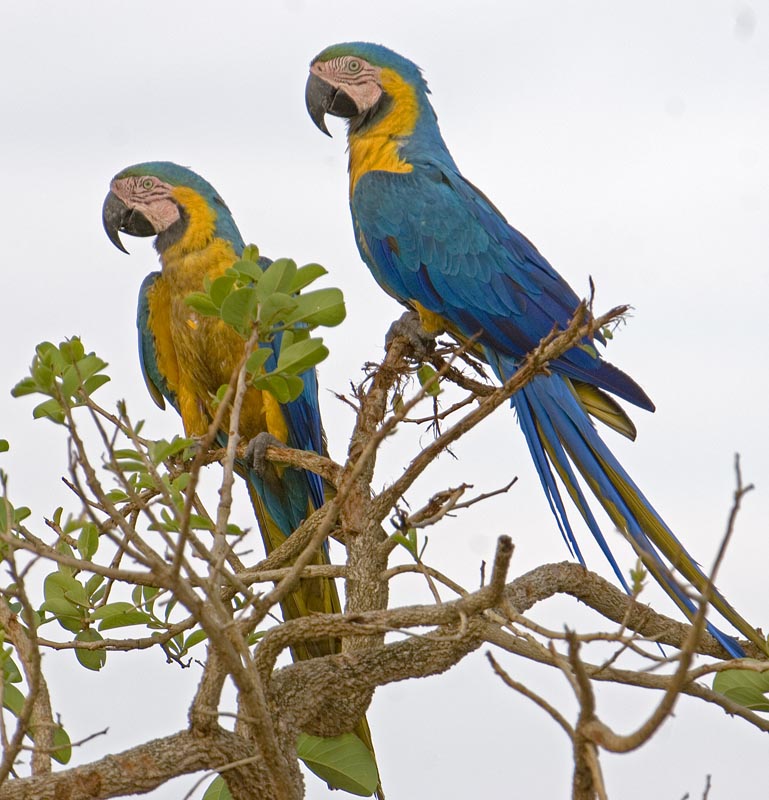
<box><xmin>347</xmin><ymin>59</ymin><xmax>362</xmax><ymax>73</ymax></box>
<box><xmin>142</xmin><ymin>178</ymin><xmax>154</xmax><ymax>190</ymax></box>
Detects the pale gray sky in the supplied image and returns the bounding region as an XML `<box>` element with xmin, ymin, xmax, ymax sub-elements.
<box><xmin>2</xmin><ymin>2</ymin><xmax>768</xmax><ymax>798</ymax></box>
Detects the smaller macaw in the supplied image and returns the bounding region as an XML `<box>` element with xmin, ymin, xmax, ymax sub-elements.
<box><xmin>305</xmin><ymin>42</ymin><xmax>765</xmax><ymax>658</ymax></box>
<box><xmin>102</xmin><ymin>161</ymin><xmax>380</xmax><ymax>792</ymax></box>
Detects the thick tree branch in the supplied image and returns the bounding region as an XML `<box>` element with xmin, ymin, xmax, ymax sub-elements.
<box><xmin>0</xmin><ymin>730</ymin><xmax>257</xmax><ymax>800</ymax></box>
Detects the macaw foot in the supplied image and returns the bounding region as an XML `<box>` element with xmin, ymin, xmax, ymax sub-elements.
<box><xmin>385</xmin><ymin>310</ymin><xmax>437</xmax><ymax>361</ymax></box>
<box><xmin>245</xmin><ymin>432</ymin><xmax>287</xmax><ymax>478</ymax></box>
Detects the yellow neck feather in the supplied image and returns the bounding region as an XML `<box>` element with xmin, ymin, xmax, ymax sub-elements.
<box><xmin>348</xmin><ymin>68</ymin><xmax>418</xmax><ymax>193</ymax></box>
<box><xmin>166</xmin><ymin>186</ymin><xmax>217</xmax><ymax>255</ymax></box>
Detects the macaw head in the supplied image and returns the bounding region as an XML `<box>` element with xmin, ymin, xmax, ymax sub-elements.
<box><xmin>306</xmin><ymin>42</ymin><xmax>431</xmax><ymax>136</ymax></box>
<box><xmin>102</xmin><ymin>161</ymin><xmax>241</xmax><ymax>255</ymax></box>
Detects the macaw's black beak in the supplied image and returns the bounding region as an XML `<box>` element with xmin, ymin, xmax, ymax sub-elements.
<box><xmin>102</xmin><ymin>191</ymin><xmax>156</xmax><ymax>254</ymax></box>
<box><xmin>305</xmin><ymin>72</ymin><xmax>359</xmax><ymax>136</ymax></box>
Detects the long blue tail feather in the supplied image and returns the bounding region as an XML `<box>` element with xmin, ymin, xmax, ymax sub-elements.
<box><xmin>496</xmin><ymin>356</ymin><xmax>754</xmax><ymax>657</ymax></box>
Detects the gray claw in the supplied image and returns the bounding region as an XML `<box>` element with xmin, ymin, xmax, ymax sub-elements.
<box><xmin>385</xmin><ymin>311</ymin><xmax>438</xmax><ymax>360</ymax></box>
<box><xmin>245</xmin><ymin>432</ymin><xmax>286</xmax><ymax>478</ymax></box>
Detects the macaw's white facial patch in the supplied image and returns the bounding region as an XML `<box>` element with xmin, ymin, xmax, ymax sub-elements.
<box><xmin>311</xmin><ymin>56</ymin><xmax>383</xmax><ymax>114</ymax></box>
<box><xmin>111</xmin><ymin>176</ymin><xmax>180</xmax><ymax>233</ymax></box>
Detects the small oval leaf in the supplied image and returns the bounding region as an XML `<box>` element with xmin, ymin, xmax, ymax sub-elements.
<box><xmin>74</xmin><ymin>629</ymin><xmax>106</xmax><ymax>671</ymax></box>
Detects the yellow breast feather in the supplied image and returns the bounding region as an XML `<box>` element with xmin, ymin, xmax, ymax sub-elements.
<box><xmin>159</xmin><ymin>236</ymin><xmax>292</xmax><ymax>444</ymax></box>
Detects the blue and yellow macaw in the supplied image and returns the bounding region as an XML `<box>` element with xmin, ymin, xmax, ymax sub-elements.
<box><xmin>305</xmin><ymin>43</ymin><xmax>764</xmax><ymax>658</ymax></box>
<box><xmin>102</xmin><ymin>161</ymin><xmax>380</xmax><ymax>788</ymax></box>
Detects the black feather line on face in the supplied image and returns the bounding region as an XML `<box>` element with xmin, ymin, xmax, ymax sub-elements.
<box><xmin>155</xmin><ymin>204</ymin><xmax>189</xmax><ymax>253</ymax></box>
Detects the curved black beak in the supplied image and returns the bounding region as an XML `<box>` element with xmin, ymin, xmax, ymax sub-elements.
<box><xmin>102</xmin><ymin>191</ymin><xmax>156</xmax><ymax>254</ymax></box>
<box><xmin>305</xmin><ymin>72</ymin><xmax>359</xmax><ymax>136</ymax></box>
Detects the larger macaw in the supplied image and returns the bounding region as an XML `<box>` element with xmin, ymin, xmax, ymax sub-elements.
<box><xmin>102</xmin><ymin>161</ymin><xmax>380</xmax><ymax>791</ymax></box>
<box><xmin>305</xmin><ymin>43</ymin><xmax>764</xmax><ymax>658</ymax></box>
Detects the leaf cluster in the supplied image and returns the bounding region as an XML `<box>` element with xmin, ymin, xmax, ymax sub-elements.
<box><xmin>10</xmin><ymin>338</ymin><xmax>109</xmax><ymax>425</ymax></box>
<box><xmin>185</xmin><ymin>247</ymin><xmax>346</xmax><ymax>403</ymax></box>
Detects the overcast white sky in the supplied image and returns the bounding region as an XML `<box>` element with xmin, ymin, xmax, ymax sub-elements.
<box><xmin>2</xmin><ymin>2</ymin><xmax>768</xmax><ymax>798</ymax></box>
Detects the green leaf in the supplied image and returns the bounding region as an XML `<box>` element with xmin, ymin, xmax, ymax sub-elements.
<box><xmin>113</xmin><ymin>448</ymin><xmax>142</xmax><ymax>460</ymax></box>
<box><xmin>163</xmin><ymin>597</ymin><xmax>178</xmax><ymax>621</ymax></box>
<box><xmin>75</xmin><ymin>354</ymin><xmax>108</xmax><ymax>382</ymax></box>
<box><xmin>92</xmin><ymin>601</ymin><xmax>150</xmax><ymax>624</ymax></box>
<box><xmin>282</xmin><ymin>374</ymin><xmax>306</xmax><ymax>402</ymax></box>
<box><xmin>290</xmin><ymin>263</ymin><xmax>328</xmax><ymax>293</ymax></box>
<box><xmin>297</xmin><ymin>733</ymin><xmax>379</xmax><ymax>796</ymax></box>
<box><xmin>230</xmin><ymin>259</ymin><xmax>262</xmax><ymax>282</ymax></box>
<box><xmin>131</xmin><ymin>585</ymin><xmax>143</xmax><ymax>608</ymax></box>
<box><xmin>285</xmin><ymin>288</ymin><xmax>346</xmax><ymax>328</ymax></box>
<box><xmin>142</xmin><ymin>586</ymin><xmax>160</xmax><ymax>611</ymax></box>
<box><xmin>85</xmin><ymin>574</ymin><xmax>105</xmax><ymax>598</ymax></box>
<box><xmin>50</xmin><ymin>724</ymin><xmax>72</xmax><ymax>764</ymax></box>
<box><xmin>2</xmin><ymin>653</ymin><xmax>22</xmax><ymax>684</ymax></box>
<box><xmin>82</xmin><ymin>374</ymin><xmax>110</xmax><ymax>396</ymax></box>
<box><xmin>245</xmin><ymin>347</ymin><xmax>272</xmax><ymax>376</ymax></box>
<box><xmin>277</xmin><ymin>338</ymin><xmax>329</xmax><ymax>375</ymax></box>
<box><xmin>209</xmin><ymin>274</ymin><xmax>238</xmax><ymax>307</ymax></box>
<box><xmin>0</xmin><ymin>499</ymin><xmax>14</xmax><ymax>535</ymax></box>
<box><xmin>40</xmin><ymin>598</ymin><xmax>85</xmax><ymax>632</ymax></box>
<box><xmin>98</xmin><ymin>610</ymin><xmax>152</xmax><ymax>631</ymax></box>
<box><xmin>44</xmin><ymin>572</ymin><xmax>88</xmax><ymax>607</ymax></box>
<box><xmin>220</xmin><ymin>287</ymin><xmax>259</xmax><ymax>333</ymax></box>
<box><xmin>255</xmin><ymin>258</ymin><xmax>297</xmax><ymax>300</ymax></box>
<box><xmin>253</xmin><ymin>373</ymin><xmax>305</xmax><ymax>404</ymax></box>
<box><xmin>148</xmin><ymin>436</ymin><xmax>194</xmax><ymax>465</ymax></box>
<box><xmin>1</xmin><ymin>682</ymin><xmax>25</xmax><ymax>716</ymax></box>
<box><xmin>713</xmin><ymin>669</ymin><xmax>769</xmax><ymax>711</ymax></box>
<box><xmin>416</xmin><ymin>364</ymin><xmax>441</xmax><ymax>397</ymax></box>
<box><xmin>187</xmin><ymin>514</ymin><xmax>214</xmax><ymax>531</ymax></box>
<box><xmin>0</xmin><ymin>440</ymin><xmax>8</xmax><ymax>453</ymax></box>
<box><xmin>32</xmin><ymin>399</ymin><xmax>65</xmax><ymax>424</ymax></box>
<box><xmin>10</xmin><ymin>377</ymin><xmax>39</xmax><ymax>398</ymax></box>
<box><xmin>242</xmin><ymin>244</ymin><xmax>260</xmax><ymax>263</ymax></box>
<box><xmin>61</xmin><ymin>338</ymin><xmax>85</xmax><ymax>363</ymax></box>
<box><xmin>77</xmin><ymin>523</ymin><xmax>99</xmax><ymax>561</ymax></box>
<box><xmin>253</xmin><ymin>374</ymin><xmax>288</xmax><ymax>403</ymax></box>
<box><xmin>91</xmin><ymin>604</ymin><xmax>146</xmax><ymax>620</ymax></box>
<box><xmin>391</xmin><ymin>530</ymin><xmax>419</xmax><ymax>559</ymax></box>
<box><xmin>74</xmin><ymin>628</ymin><xmax>106</xmax><ymax>671</ymax></box>
<box><xmin>184</xmin><ymin>629</ymin><xmax>208</xmax><ymax>650</ymax></box>
<box><xmin>258</xmin><ymin>292</ymin><xmax>298</xmax><ymax>328</ymax></box>
<box><xmin>185</xmin><ymin>292</ymin><xmax>221</xmax><ymax>317</ymax></box>
<box><xmin>36</xmin><ymin>341</ymin><xmax>62</xmax><ymax>368</ymax></box>
<box><xmin>202</xmin><ymin>776</ymin><xmax>233</xmax><ymax>800</ymax></box>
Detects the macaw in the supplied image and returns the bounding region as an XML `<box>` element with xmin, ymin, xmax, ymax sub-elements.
<box><xmin>102</xmin><ymin>161</ymin><xmax>380</xmax><ymax>790</ymax></box>
<box><xmin>305</xmin><ymin>43</ymin><xmax>764</xmax><ymax>658</ymax></box>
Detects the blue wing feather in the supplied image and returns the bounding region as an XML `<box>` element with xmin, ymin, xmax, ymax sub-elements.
<box><xmin>353</xmin><ymin>165</ymin><xmax>654</xmax><ymax>411</ymax></box>
<box><xmin>137</xmin><ymin>272</ymin><xmax>176</xmax><ymax>411</ymax></box>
